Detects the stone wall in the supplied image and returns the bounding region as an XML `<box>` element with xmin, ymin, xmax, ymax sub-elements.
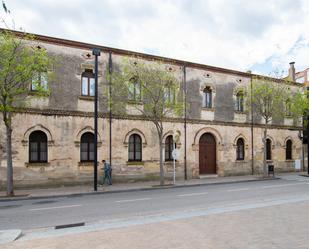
<box><xmin>0</xmin><ymin>111</ymin><xmax>303</xmax><ymax>189</ymax></box>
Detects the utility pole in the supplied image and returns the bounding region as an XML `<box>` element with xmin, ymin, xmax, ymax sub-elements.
<box><xmin>92</xmin><ymin>48</ymin><xmax>101</xmax><ymax>191</ymax></box>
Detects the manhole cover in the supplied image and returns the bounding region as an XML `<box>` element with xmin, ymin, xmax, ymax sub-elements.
<box><xmin>0</xmin><ymin>205</ymin><xmax>22</xmax><ymax>210</ymax></box>
<box><xmin>32</xmin><ymin>200</ymin><xmax>57</xmax><ymax>205</ymax></box>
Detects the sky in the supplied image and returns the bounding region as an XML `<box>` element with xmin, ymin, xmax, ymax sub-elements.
<box><xmin>1</xmin><ymin>0</ymin><xmax>309</xmax><ymax>76</ymax></box>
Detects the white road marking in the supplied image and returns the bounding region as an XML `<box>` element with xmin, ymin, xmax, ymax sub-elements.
<box><xmin>177</xmin><ymin>192</ymin><xmax>209</xmax><ymax>197</ymax></box>
<box><xmin>29</xmin><ymin>204</ymin><xmax>82</xmax><ymax>211</ymax></box>
<box><xmin>262</xmin><ymin>183</ymin><xmax>309</xmax><ymax>189</ymax></box>
<box><xmin>115</xmin><ymin>198</ymin><xmax>151</xmax><ymax>203</ymax></box>
<box><xmin>227</xmin><ymin>188</ymin><xmax>249</xmax><ymax>192</ymax></box>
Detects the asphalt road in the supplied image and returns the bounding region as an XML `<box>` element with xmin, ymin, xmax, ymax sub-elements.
<box><xmin>1</xmin><ymin>175</ymin><xmax>309</xmax><ymax>231</ymax></box>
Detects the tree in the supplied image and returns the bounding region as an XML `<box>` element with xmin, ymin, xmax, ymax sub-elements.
<box><xmin>0</xmin><ymin>30</ymin><xmax>54</xmax><ymax>196</ymax></box>
<box><xmin>110</xmin><ymin>59</ymin><xmax>184</xmax><ymax>185</ymax></box>
<box><xmin>245</xmin><ymin>75</ymin><xmax>301</xmax><ymax>176</ymax></box>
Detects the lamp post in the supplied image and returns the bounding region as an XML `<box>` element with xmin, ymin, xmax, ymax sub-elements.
<box><xmin>92</xmin><ymin>48</ymin><xmax>101</xmax><ymax>191</ymax></box>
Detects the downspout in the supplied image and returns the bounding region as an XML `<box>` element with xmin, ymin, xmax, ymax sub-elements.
<box><xmin>109</xmin><ymin>52</ymin><xmax>113</xmax><ymax>167</ymax></box>
<box><xmin>183</xmin><ymin>64</ymin><xmax>187</xmax><ymax>180</ymax></box>
<box><xmin>250</xmin><ymin>73</ymin><xmax>254</xmax><ymax>175</ymax></box>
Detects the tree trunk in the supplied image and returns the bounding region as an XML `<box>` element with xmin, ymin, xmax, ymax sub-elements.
<box><xmin>263</xmin><ymin>123</ymin><xmax>268</xmax><ymax>178</ymax></box>
<box><xmin>6</xmin><ymin>124</ymin><xmax>14</xmax><ymax>196</ymax></box>
<box><xmin>159</xmin><ymin>132</ymin><xmax>164</xmax><ymax>186</ymax></box>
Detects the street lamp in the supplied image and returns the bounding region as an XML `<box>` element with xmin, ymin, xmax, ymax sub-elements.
<box><xmin>92</xmin><ymin>48</ymin><xmax>101</xmax><ymax>191</ymax></box>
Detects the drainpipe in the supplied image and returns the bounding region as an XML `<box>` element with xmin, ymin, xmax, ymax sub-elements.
<box><xmin>183</xmin><ymin>64</ymin><xmax>187</xmax><ymax>180</ymax></box>
<box><xmin>109</xmin><ymin>52</ymin><xmax>113</xmax><ymax>168</ymax></box>
<box><xmin>249</xmin><ymin>71</ymin><xmax>254</xmax><ymax>175</ymax></box>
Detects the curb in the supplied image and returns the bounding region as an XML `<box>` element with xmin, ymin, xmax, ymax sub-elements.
<box><xmin>0</xmin><ymin>229</ymin><xmax>22</xmax><ymax>245</ymax></box>
<box><xmin>0</xmin><ymin>177</ymin><xmax>280</xmax><ymax>202</ymax></box>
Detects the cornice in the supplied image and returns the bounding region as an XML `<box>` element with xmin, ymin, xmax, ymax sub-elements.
<box><xmin>15</xmin><ymin>108</ymin><xmax>302</xmax><ymax>131</ymax></box>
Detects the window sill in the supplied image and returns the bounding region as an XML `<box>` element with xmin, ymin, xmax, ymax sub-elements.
<box><xmin>25</xmin><ymin>162</ymin><xmax>50</xmax><ymax>167</ymax></box>
<box><xmin>79</xmin><ymin>96</ymin><xmax>94</xmax><ymax>101</ymax></box>
<box><xmin>235</xmin><ymin>159</ymin><xmax>246</xmax><ymax>163</ymax></box>
<box><xmin>127</xmin><ymin>100</ymin><xmax>143</xmax><ymax>105</ymax></box>
<box><xmin>285</xmin><ymin>159</ymin><xmax>294</xmax><ymax>162</ymax></box>
<box><xmin>28</xmin><ymin>91</ymin><xmax>49</xmax><ymax>97</ymax></box>
<box><xmin>127</xmin><ymin>161</ymin><xmax>144</xmax><ymax>165</ymax></box>
<box><xmin>78</xmin><ymin>161</ymin><xmax>96</xmax><ymax>167</ymax></box>
<box><xmin>201</xmin><ymin>107</ymin><xmax>214</xmax><ymax>112</ymax></box>
<box><xmin>234</xmin><ymin>111</ymin><xmax>246</xmax><ymax>114</ymax></box>
<box><xmin>164</xmin><ymin>161</ymin><xmax>179</xmax><ymax>164</ymax></box>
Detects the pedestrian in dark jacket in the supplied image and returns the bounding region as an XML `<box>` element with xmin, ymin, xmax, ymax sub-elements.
<box><xmin>102</xmin><ymin>160</ymin><xmax>112</xmax><ymax>185</ymax></box>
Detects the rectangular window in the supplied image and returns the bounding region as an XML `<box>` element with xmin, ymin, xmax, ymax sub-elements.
<box><xmin>128</xmin><ymin>81</ymin><xmax>141</xmax><ymax>101</ymax></box>
<box><xmin>30</xmin><ymin>142</ymin><xmax>38</xmax><ymax>161</ymax></box>
<box><xmin>81</xmin><ymin>143</ymin><xmax>88</xmax><ymax>161</ymax></box>
<box><xmin>82</xmin><ymin>77</ymin><xmax>89</xmax><ymax>96</ymax></box>
<box><xmin>129</xmin><ymin>152</ymin><xmax>134</xmax><ymax>161</ymax></box>
<box><xmin>31</xmin><ymin>73</ymin><xmax>39</xmax><ymax>91</ymax></box>
<box><xmin>31</xmin><ymin>72</ymin><xmax>48</xmax><ymax>91</ymax></box>
<box><xmin>89</xmin><ymin>142</ymin><xmax>94</xmax><ymax>161</ymax></box>
<box><xmin>135</xmin><ymin>83</ymin><xmax>141</xmax><ymax>100</ymax></box>
<box><xmin>205</xmin><ymin>92</ymin><xmax>212</xmax><ymax>108</ymax></box>
<box><xmin>135</xmin><ymin>152</ymin><xmax>142</xmax><ymax>161</ymax></box>
<box><xmin>81</xmin><ymin>70</ymin><xmax>95</xmax><ymax>97</ymax></box>
<box><xmin>89</xmin><ymin>78</ymin><xmax>95</xmax><ymax>96</ymax></box>
<box><xmin>40</xmin><ymin>142</ymin><xmax>47</xmax><ymax>162</ymax></box>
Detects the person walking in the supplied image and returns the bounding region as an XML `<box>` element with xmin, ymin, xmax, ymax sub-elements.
<box><xmin>102</xmin><ymin>160</ymin><xmax>112</xmax><ymax>185</ymax></box>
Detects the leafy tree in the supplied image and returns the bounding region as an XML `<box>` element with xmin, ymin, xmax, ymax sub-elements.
<box><xmin>245</xmin><ymin>75</ymin><xmax>301</xmax><ymax>176</ymax></box>
<box><xmin>109</xmin><ymin>59</ymin><xmax>184</xmax><ymax>185</ymax></box>
<box><xmin>0</xmin><ymin>30</ymin><xmax>54</xmax><ymax>196</ymax></box>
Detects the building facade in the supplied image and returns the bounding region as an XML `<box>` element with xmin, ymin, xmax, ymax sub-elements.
<box><xmin>0</xmin><ymin>31</ymin><xmax>304</xmax><ymax>189</ymax></box>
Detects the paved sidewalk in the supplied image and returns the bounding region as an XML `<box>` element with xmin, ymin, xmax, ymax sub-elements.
<box><xmin>1</xmin><ymin>172</ymin><xmax>302</xmax><ymax>201</ymax></box>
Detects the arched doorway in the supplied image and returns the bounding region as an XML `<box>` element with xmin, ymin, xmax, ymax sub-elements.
<box><xmin>199</xmin><ymin>133</ymin><xmax>216</xmax><ymax>174</ymax></box>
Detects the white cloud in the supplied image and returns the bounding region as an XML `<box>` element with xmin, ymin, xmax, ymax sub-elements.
<box><xmin>1</xmin><ymin>0</ymin><xmax>308</xmax><ymax>75</ymax></box>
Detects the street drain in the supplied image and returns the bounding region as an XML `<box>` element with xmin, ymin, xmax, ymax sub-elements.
<box><xmin>55</xmin><ymin>222</ymin><xmax>85</xmax><ymax>229</ymax></box>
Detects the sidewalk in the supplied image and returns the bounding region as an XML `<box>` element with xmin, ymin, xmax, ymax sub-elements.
<box><xmin>0</xmin><ymin>173</ymin><xmax>291</xmax><ymax>201</ymax></box>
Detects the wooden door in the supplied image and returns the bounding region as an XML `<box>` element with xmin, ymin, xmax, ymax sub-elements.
<box><xmin>199</xmin><ymin>133</ymin><xmax>216</xmax><ymax>174</ymax></box>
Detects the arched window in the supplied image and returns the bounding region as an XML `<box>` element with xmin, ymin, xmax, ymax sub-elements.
<box><xmin>236</xmin><ymin>138</ymin><xmax>245</xmax><ymax>160</ymax></box>
<box><xmin>81</xmin><ymin>69</ymin><xmax>95</xmax><ymax>96</ymax></box>
<box><xmin>29</xmin><ymin>131</ymin><xmax>48</xmax><ymax>162</ymax></box>
<box><xmin>286</xmin><ymin>139</ymin><xmax>292</xmax><ymax>160</ymax></box>
<box><xmin>236</xmin><ymin>91</ymin><xmax>244</xmax><ymax>112</ymax></box>
<box><xmin>129</xmin><ymin>134</ymin><xmax>142</xmax><ymax>161</ymax></box>
<box><xmin>80</xmin><ymin>132</ymin><xmax>95</xmax><ymax>162</ymax></box>
<box><xmin>203</xmin><ymin>87</ymin><xmax>212</xmax><ymax>108</ymax></box>
<box><xmin>165</xmin><ymin>135</ymin><xmax>175</xmax><ymax>161</ymax></box>
<box><xmin>266</xmin><ymin>139</ymin><xmax>272</xmax><ymax>160</ymax></box>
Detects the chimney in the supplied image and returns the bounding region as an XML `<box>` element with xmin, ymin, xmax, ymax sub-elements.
<box><xmin>288</xmin><ymin>62</ymin><xmax>295</xmax><ymax>81</ymax></box>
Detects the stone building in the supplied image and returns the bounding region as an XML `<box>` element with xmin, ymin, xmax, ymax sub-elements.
<box><xmin>0</xmin><ymin>31</ymin><xmax>304</xmax><ymax>188</ymax></box>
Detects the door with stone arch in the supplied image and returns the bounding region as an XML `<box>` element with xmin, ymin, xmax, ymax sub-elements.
<box><xmin>199</xmin><ymin>133</ymin><xmax>216</xmax><ymax>174</ymax></box>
